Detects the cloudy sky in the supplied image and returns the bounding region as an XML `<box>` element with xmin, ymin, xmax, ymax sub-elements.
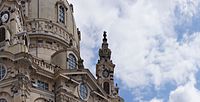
<box><xmin>68</xmin><ymin>0</ymin><xmax>200</xmax><ymax>102</ymax></box>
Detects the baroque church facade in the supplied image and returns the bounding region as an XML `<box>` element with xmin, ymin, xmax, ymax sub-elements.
<box><xmin>0</xmin><ymin>0</ymin><xmax>123</xmax><ymax>102</ymax></box>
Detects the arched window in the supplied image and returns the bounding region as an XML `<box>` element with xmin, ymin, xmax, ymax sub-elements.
<box><xmin>0</xmin><ymin>28</ymin><xmax>5</xmax><ymax>42</ymax></box>
<box><xmin>103</xmin><ymin>82</ymin><xmax>110</xmax><ymax>94</ymax></box>
<box><xmin>0</xmin><ymin>64</ymin><xmax>6</xmax><ymax>81</ymax></box>
<box><xmin>0</xmin><ymin>98</ymin><xmax>7</xmax><ymax>102</ymax></box>
<box><xmin>68</xmin><ymin>54</ymin><xmax>76</xmax><ymax>69</ymax></box>
<box><xmin>23</xmin><ymin>36</ymin><xmax>28</xmax><ymax>46</ymax></box>
<box><xmin>25</xmin><ymin>36</ymin><xmax>28</xmax><ymax>46</ymax></box>
<box><xmin>59</xmin><ymin>6</ymin><xmax>65</xmax><ymax>24</ymax></box>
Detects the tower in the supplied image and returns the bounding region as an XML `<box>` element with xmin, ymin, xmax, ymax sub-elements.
<box><xmin>96</xmin><ymin>31</ymin><xmax>120</xmax><ymax>100</ymax></box>
<box><xmin>0</xmin><ymin>0</ymin><xmax>29</xmax><ymax>53</ymax></box>
<box><xmin>0</xmin><ymin>0</ymin><xmax>123</xmax><ymax>102</ymax></box>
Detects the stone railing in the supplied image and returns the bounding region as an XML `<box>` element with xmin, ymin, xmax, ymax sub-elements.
<box><xmin>26</xmin><ymin>19</ymin><xmax>72</xmax><ymax>44</ymax></box>
<box><xmin>32</xmin><ymin>56</ymin><xmax>55</xmax><ymax>73</ymax></box>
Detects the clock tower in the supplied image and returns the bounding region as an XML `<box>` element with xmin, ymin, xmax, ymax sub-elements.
<box><xmin>96</xmin><ymin>31</ymin><xmax>119</xmax><ymax>99</ymax></box>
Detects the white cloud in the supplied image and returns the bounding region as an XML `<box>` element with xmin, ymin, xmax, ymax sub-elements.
<box><xmin>175</xmin><ymin>0</ymin><xmax>200</xmax><ymax>22</ymax></box>
<box><xmin>150</xmin><ymin>98</ymin><xmax>163</xmax><ymax>102</ymax></box>
<box><xmin>169</xmin><ymin>75</ymin><xmax>200</xmax><ymax>102</ymax></box>
<box><xmin>68</xmin><ymin>0</ymin><xmax>200</xmax><ymax>101</ymax></box>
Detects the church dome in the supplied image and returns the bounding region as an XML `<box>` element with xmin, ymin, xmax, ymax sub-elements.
<box><xmin>25</xmin><ymin>0</ymin><xmax>81</xmax><ymax>61</ymax></box>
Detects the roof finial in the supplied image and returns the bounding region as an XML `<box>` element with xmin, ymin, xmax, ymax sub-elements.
<box><xmin>103</xmin><ymin>31</ymin><xmax>107</xmax><ymax>42</ymax></box>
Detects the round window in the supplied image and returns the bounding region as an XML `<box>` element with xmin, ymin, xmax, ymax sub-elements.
<box><xmin>0</xmin><ymin>98</ymin><xmax>7</xmax><ymax>102</ymax></box>
<box><xmin>0</xmin><ymin>64</ymin><xmax>7</xmax><ymax>81</ymax></box>
<box><xmin>79</xmin><ymin>83</ymin><xmax>89</xmax><ymax>100</ymax></box>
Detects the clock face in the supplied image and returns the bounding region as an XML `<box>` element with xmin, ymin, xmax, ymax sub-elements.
<box><xmin>1</xmin><ymin>11</ymin><xmax>10</xmax><ymax>23</ymax></box>
<box><xmin>102</xmin><ymin>69</ymin><xmax>109</xmax><ymax>78</ymax></box>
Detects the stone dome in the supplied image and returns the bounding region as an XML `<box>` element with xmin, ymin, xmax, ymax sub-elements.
<box><xmin>25</xmin><ymin>0</ymin><xmax>81</xmax><ymax>62</ymax></box>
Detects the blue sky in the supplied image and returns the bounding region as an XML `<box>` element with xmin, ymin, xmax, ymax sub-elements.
<box><xmin>69</xmin><ymin>0</ymin><xmax>200</xmax><ymax>102</ymax></box>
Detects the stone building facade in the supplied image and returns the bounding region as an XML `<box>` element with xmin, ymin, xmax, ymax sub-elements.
<box><xmin>0</xmin><ymin>0</ymin><xmax>124</xmax><ymax>102</ymax></box>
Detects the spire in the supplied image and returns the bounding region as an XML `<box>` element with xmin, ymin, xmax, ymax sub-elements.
<box><xmin>103</xmin><ymin>31</ymin><xmax>107</xmax><ymax>42</ymax></box>
<box><xmin>99</xmin><ymin>31</ymin><xmax>111</xmax><ymax>60</ymax></box>
<box><xmin>102</xmin><ymin>31</ymin><xmax>109</xmax><ymax>49</ymax></box>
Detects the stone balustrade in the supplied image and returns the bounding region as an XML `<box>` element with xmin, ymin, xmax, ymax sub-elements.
<box><xmin>32</xmin><ymin>56</ymin><xmax>56</xmax><ymax>73</ymax></box>
<box><xmin>26</xmin><ymin>19</ymin><xmax>72</xmax><ymax>45</ymax></box>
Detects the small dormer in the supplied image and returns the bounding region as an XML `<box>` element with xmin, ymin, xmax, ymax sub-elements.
<box><xmin>51</xmin><ymin>48</ymin><xmax>84</xmax><ymax>70</ymax></box>
<box><xmin>0</xmin><ymin>8</ymin><xmax>12</xmax><ymax>49</ymax></box>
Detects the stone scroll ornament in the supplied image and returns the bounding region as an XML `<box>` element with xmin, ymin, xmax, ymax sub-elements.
<box><xmin>11</xmin><ymin>73</ymin><xmax>31</xmax><ymax>95</ymax></box>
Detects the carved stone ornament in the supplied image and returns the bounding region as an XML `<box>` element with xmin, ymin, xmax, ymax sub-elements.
<box><xmin>11</xmin><ymin>73</ymin><xmax>31</xmax><ymax>94</ymax></box>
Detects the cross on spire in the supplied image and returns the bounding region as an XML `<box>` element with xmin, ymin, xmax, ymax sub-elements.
<box><xmin>103</xmin><ymin>31</ymin><xmax>107</xmax><ymax>42</ymax></box>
